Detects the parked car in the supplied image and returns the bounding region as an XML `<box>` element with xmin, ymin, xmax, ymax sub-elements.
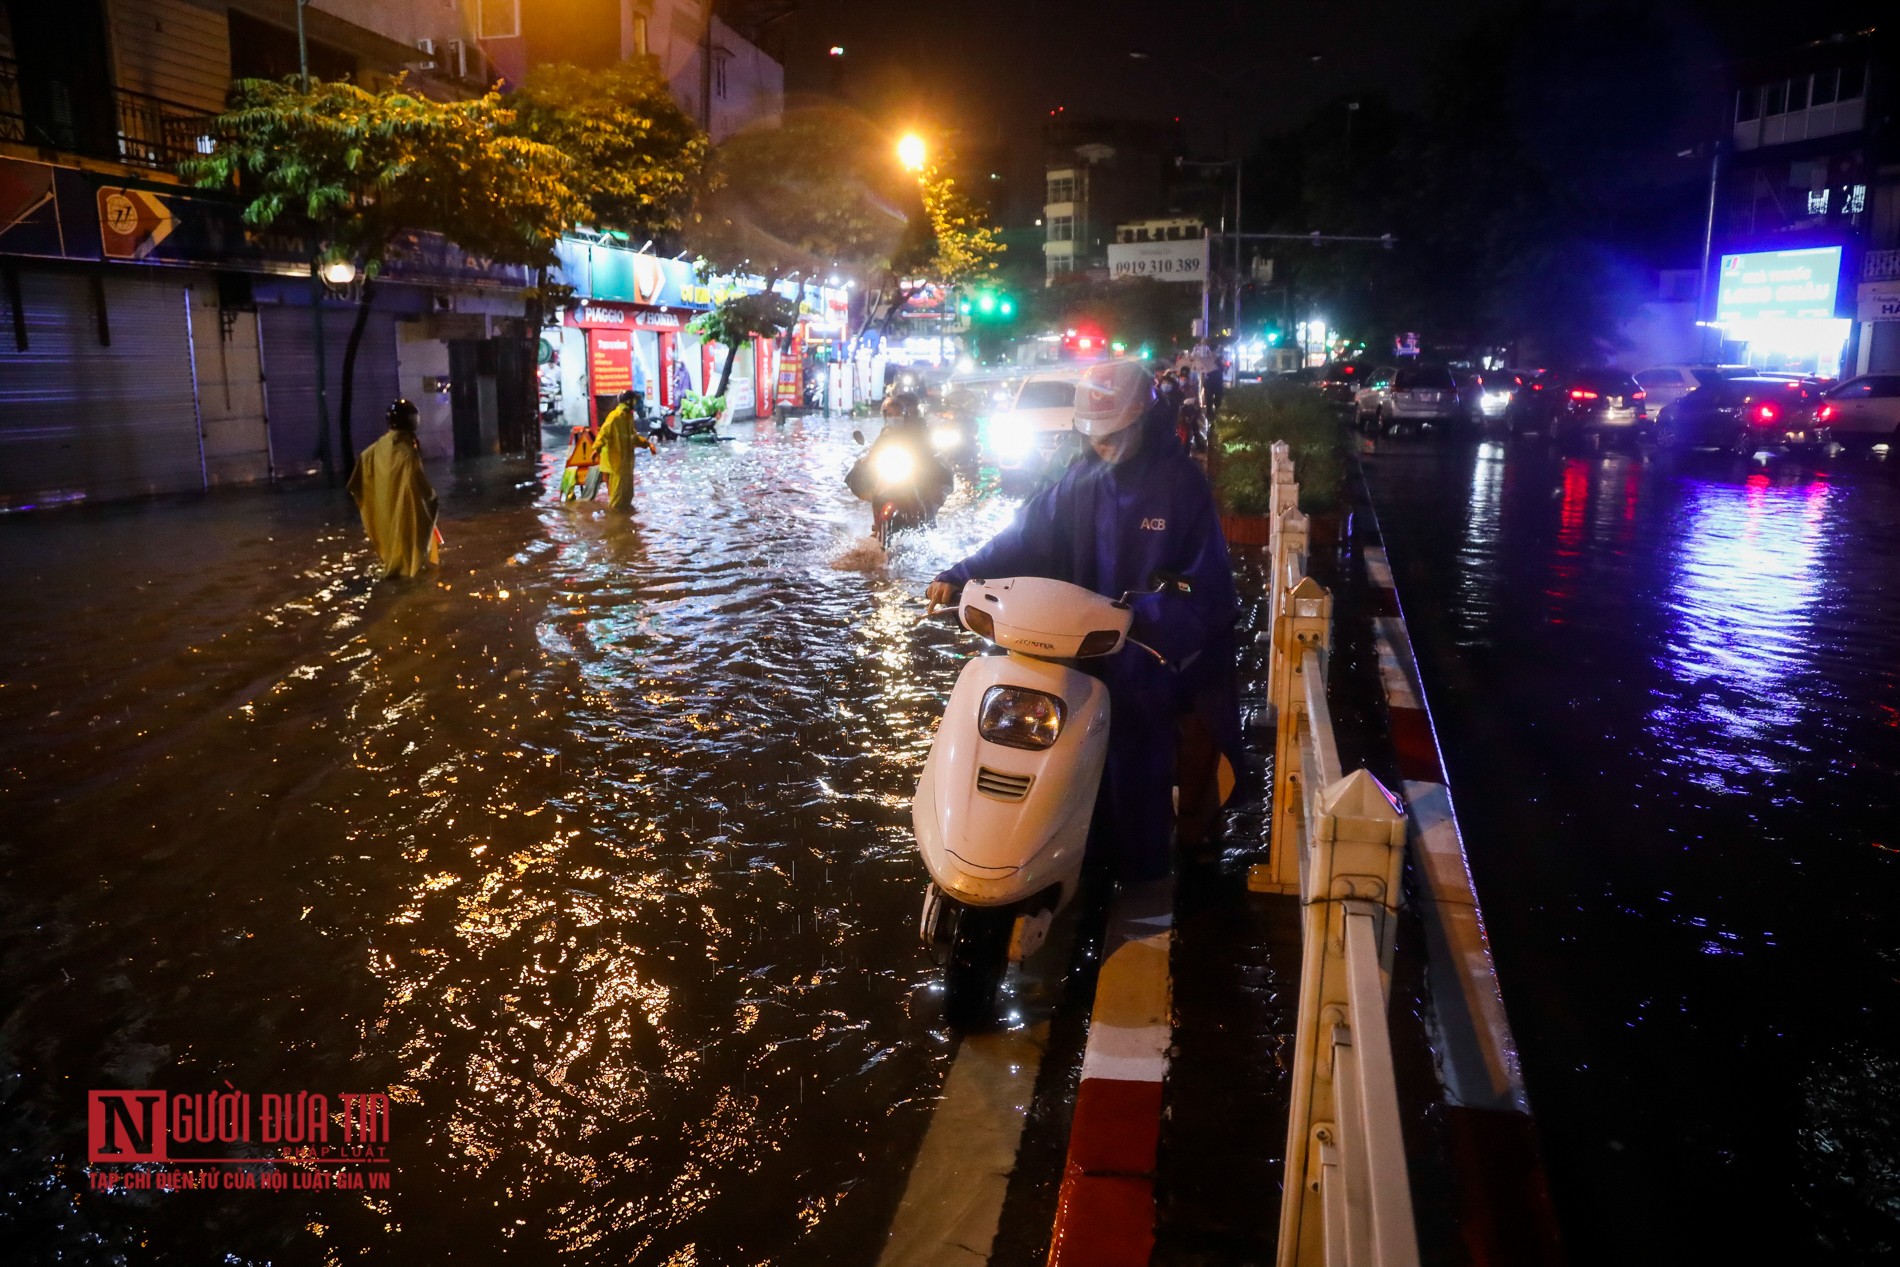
<box><xmin>1316</xmin><ymin>361</ymin><xmax>1376</xmax><ymax>404</ymax></box>
<box><xmin>982</xmin><ymin>370</ymin><xmax>1083</xmax><ymax>484</ymax></box>
<box><xmin>1355</xmin><ymin>363</ymin><xmax>1461</xmax><ymax>431</ymax></box>
<box><xmin>1462</xmin><ymin>368</ymin><xmax>1535</xmax><ymax>424</ymax></box>
<box><xmin>1814</xmin><ymin>374</ymin><xmax>1900</xmax><ymax>451</ymax></box>
<box><xmin>1512</xmin><ymin>368</ymin><xmax>1648</xmax><ymax>443</ymax></box>
<box><xmin>1631</xmin><ymin>364</ymin><xmax>1755</xmax><ymax>410</ymax></box>
<box><xmin>1654</xmin><ymin>376</ymin><xmax>1828</xmax><ymax>455</ymax></box>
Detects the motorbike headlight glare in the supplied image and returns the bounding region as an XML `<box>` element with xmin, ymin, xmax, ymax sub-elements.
<box><xmin>932</xmin><ymin>425</ymin><xmax>962</xmax><ymax>451</ymax></box>
<box><xmin>978</xmin><ymin>686</ymin><xmax>1066</xmax><ymax>750</ymax></box>
<box><xmin>874</xmin><ymin>443</ymin><xmax>917</xmax><ymax>483</ymax></box>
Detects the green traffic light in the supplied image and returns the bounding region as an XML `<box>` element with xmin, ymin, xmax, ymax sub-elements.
<box><xmin>999</xmin><ymin>298</ymin><xmax>1014</xmax><ymax>317</ymax></box>
<box><xmin>978</xmin><ymin>293</ymin><xmax>996</xmax><ymax>314</ymax></box>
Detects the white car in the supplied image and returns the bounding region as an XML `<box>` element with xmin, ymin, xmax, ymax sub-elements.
<box><xmin>1355</xmin><ymin>364</ymin><xmax>1460</xmax><ymax>430</ymax></box>
<box><xmin>1632</xmin><ymin>364</ymin><xmax>1754</xmax><ymax>410</ymax></box>
<box><xmin>983</xmin><ymin>371</ymin><xmax>1083</xmax><ymax>481</ymax></box>
<box><xmin>1816</xmin><ymin>374</ymin><xmax>1900</xmax><ymax>450</ymax></box>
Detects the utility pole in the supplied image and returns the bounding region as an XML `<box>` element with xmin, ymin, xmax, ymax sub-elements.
<box><xmin>702</xmin><ymin>0</ymin><xmax>715</xmax><ymax>132</ymax></box>
<box><xmin>296</xmin><ymin>0</ymin><xmax>334</xmax><ymax>483</ymax></box>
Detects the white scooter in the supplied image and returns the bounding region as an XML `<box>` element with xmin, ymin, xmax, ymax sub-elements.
<box><xmin>914</xmin><ymin>575</ymin><xmax>1163</xmax><ymax>1024</ymax></box>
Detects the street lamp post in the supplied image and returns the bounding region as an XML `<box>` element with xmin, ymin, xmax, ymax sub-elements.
<box><xmin>294</xmin><ymin>0</ymin><xmax>335</xmax><ymax>483</ymax></box>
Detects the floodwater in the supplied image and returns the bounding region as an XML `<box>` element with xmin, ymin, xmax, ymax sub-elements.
<box><xmin>1360</xmin><ymin>437</ymin><xmax>1900</xmax><ymax>1264</ymax></box>
<box><xmin>0</xmin><ymin>417</ymin><xmax>1024</xmax><ymax>1264</ymax></box>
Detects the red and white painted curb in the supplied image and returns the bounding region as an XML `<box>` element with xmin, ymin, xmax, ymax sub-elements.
<box><xmin>1362</xmin><ymin>542</ymin><xmax>1562</xmax><ymax>1265</ymax></box>
<box><xmin>1045</xmin><ymin>879</ymin><xmax>1173</xmax><ymax>1267</ymax></box>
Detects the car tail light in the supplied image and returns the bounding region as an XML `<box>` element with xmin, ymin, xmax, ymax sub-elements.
<box><xmin>1751</xmin><ymin>402</ymin><xmax>1779</xmax><ymax>425</ymax></box>
<box><xmin>1569</xmin><ymin>388</ymin><xmax>1598</xmax><ymax>401</ymax></box>
<box><xmin>1530</xmin><ymin>382</ymin><xmax>1543</xmax><ymax>391</ymax></box>
<box><xmin>1818</xmin><ymin>403</ymin><xmax>1836</xmax><ymax>422</ymax></box>
<box><xmin>1630</xmin><ymin>390</ymin><xmax>1646</xmax><ymax>401</ymax></box>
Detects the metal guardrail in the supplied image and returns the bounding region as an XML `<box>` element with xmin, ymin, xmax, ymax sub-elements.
<box><xmin>0</xmin><ymin>54</ymin><xmax>211</xmax><ymax>171</ymax></box>
<box><xmin>1247</xmin><ymin>440</ymin><xmax>1421</xmax><ymax>1267</ymax></box>
<box><xmin>1866</xmin><ymin>249</ymin><xmax>1900</xmax><ymax>282</ymax></box>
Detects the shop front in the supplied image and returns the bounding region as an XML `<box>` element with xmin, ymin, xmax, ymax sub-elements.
<box><xmin>562</xmin><ymin>300</ymin><xmax>695</xmax><ymax>426</ymax></box>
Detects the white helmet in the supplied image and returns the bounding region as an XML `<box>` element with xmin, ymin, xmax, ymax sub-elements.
<box><xmin>1072</xmin><ymin>360</ymin><xmax>1155</xmax><ymax>437</ymax></box>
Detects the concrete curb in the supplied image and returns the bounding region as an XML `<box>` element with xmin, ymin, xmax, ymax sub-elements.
<box><xmin>1358</xmin><ymin>524</ymin><xmax>1566</xmax><ymax>1266</ymax></box>
<box><xmin>1044</xmin><ymin>880</ymin><xmax>1173</xmax><ymax>1267</ymax></box>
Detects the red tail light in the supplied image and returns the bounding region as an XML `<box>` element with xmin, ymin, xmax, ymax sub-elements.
<box><xmin>1751</xmin><ymin>402</ymin><xmax>1779</xmax><ymax>425</ymax></box>
<box><xmin>1569</xmin><ymin>388</ymin><xmax>1598</xmax><ymax>401</ymax></box>
<box><xmin>1530</xmin><ymin>382</ymin><xmax>1543</xmax><ymax>391</ymax></box>
<box><xmin>1817</xmin><ymin>403</ymin><xmax>1836</xmax><ymax>422</ymax></box>
<box><xmin>1630</xmin><ymin>390</ymin><xmax>1646</xmax><ymax>401</ymax></box>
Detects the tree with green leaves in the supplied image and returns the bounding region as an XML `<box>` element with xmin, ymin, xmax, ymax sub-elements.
<box><xmin>689</xmin><ymin>288</ymin><xmax>797</xmax><ymax>401</ymax></box>
<box><xmin>872</xmin><ymin>157</ymin><xmax>1004</xmax><ymax>336</ymax></box>
<box><xmin>502</xmin><ymin>60</ymin><xmax>710</xmax><ymax>240</ymax></box>
<box><xmin>183</xmin><ymin>77</ymin><xmax>580</xmax><ymax>465</ymax></box>
<box><xmin>686</xmin><ymin>106</ymin><xmax>915</xmax><ymax>400</ymax></box>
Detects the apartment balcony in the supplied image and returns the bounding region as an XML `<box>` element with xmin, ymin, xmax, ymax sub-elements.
<box><xmin>1865</xmin><ymin>249</ymin><xmax>1900</xmax><ymax>283</ymax></box>
<box><xmin>0</xmin><ymin>55</ymin><xmax>214</xmax><ymax>174</ymax></box>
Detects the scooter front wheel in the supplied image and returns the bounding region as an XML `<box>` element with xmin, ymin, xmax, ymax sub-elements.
<box><xmin>944</xmin><ymin>905</ymin><xmax>1012</xmax><ymax>1029</ymax></box>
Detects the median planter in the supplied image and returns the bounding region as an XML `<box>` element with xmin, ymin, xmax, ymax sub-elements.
<box><xmin>1220</xmin><ymin>511</ymin><xmax>1275</xmax><ymax>547</ymax></box>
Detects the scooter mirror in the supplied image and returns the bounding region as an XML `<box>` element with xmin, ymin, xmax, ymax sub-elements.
<box><xmin>1151</xmin><ymin>569</ymin><xmax>1194</xmax><ymax>596</ymax></box>
<box><xmin>852</xmin><ymin>430</ymin><xmax>866</xmax><ymax>445</ymax></box>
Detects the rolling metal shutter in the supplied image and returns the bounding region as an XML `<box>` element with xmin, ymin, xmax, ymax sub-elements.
<box><xmin>0</xmin><ymin>267</ymin><xmax>203</xmax><ymax>510</ymax></box>
<box><xmin>258</xmin><ymin>304</ymin><xmax>400</xmax><ymax>478</ymax></box>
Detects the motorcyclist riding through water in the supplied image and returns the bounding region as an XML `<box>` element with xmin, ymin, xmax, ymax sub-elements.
<box><xmin>848</xmin><ymin>392</ymin><xmax>955</xmax><ymax>546</ymax></box>
<box><xmin>926</xmin><ymin>359</ymin><xmax>1241</xmax><ymax>880</ymax></box>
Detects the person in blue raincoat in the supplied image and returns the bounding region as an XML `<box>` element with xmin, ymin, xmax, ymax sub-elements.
<box><xmin>925</xmin><ymin>359</ymin><xmax>1241</xmax><ymax>881</ymax></box>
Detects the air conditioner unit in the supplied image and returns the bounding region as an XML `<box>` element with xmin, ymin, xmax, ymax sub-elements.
<box><xmin>446</xmin><ymin>39</ymin><xmax>468</xmax><ymax>80</ymax></box>
<box><xmin>413</xmin><ymin>37</ymin><xmax>436</xmax><ymax>70</ymax></box>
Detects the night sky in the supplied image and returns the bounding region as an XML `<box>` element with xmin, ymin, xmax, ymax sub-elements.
<box><xmin>778</xmin><ymin>0</ymin><xmax>1885</xmax><ymax>221</ymax></box>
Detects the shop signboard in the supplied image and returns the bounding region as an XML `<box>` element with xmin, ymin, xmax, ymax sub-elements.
<box><xmin>1856</xmin><ymin>281</ymin><xmax>1900</xmax><ymax>322</ymax></box>
<box><xmin>555</xmin><ymin>241</ymin><xmax>708</xmax><ymax>311</ymax></box>
<box><xmin>1714</xmin><ymin>246</ymin><xmax>1843</xmax><ymax>323</ymax></box>
<box><xmin>587</xmin><ymin>331</ymin><xmax>632</xmax><ymax>395</ymax></box>
<box><xmin>564</xmin><ymin>302</ymin><xmax>690</xmax><ymax>331</ymax></box>
<box><xmin>1106</xmin><ymin>237</ymin><xmax>1208</xmax><ymax>283</ymax></box>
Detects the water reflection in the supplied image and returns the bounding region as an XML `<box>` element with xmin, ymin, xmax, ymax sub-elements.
<box><xmin>1653</xmin><ymin>471</ymin><xmax>1834</xmax><ymax>792</ymax></box>
<box><xmin>1452</xmin><ymin>442</ymin><xmax>1506</xmax><ymax>647</ymax></box>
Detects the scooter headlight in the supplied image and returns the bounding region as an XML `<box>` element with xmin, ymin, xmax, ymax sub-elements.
<box><xmin>874</xmin><ymin>443</ymin><xmax>917</xmax><ymax>484</ymax></box>
<box><xmin>978</xmin><ymin>686</ymin><xmax>1066</xmax><ymax>750</ymax></box>
<box><xmin>932</xmin><ymin>425</ymin><xmax>962</xmax><ymax>452</ymax></box>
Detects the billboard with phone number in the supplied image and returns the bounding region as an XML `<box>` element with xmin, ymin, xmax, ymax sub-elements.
<box><xmin>1107</xmin><ymin>237</ymin><xmax>1208</xmax><ymax>283</ymax></box>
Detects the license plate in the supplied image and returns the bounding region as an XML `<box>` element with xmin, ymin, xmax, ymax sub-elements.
<box><xmin>1610</xmin><ymin>396</ymin><xmax>1624</xmax><ymax>406</ymax></box>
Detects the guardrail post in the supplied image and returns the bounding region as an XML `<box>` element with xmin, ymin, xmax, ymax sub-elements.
<box><xmin>1268</xmin><ymin>505</ymin><xmax>1309</xmax><ymax>635</ymax></box>
<box><xmin>1278</xmin><ymin>768</ymin><xmax>1411</xmax><ymax>1267</ymax></box>
<box><xmin>1263</xmin><ymin>574</ymin><xmax>1332</xmax><ymax>894</ymax></box>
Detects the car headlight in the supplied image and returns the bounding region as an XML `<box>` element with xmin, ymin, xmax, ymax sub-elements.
<box><xmin>978</xmin><ymin>686</ymin><xmax>1065</xmax><ymax>750</ymax></box>
<box><xmin>931</xmin><ymin>425</ymin><xmax>962</xmax><ymax>451</ymax></box>
<box><xmin>987</xmin><ymin>414</ymin><xmax>1034</xmax><ymax>458</ymax></box>
<box><xmin>874</xmin><ymin>443</ymin><xmax>917</xmax><ymax>484</ymax></box>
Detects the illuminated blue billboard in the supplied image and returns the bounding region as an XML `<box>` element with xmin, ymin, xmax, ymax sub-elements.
<box><xmin>1714</xmin><ymin>246</ymin><xmax>1843</xmax><ymax>322</ymax></box>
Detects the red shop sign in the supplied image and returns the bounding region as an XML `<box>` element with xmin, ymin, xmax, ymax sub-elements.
<box><xmin>588</xmin><ymin>330</ymin><xmax>632</xmax><ymax>394</ymax></box>
<box><xmin>565</xmin><ymin>302</ymin><xmax>688</xmax><ymax>332</ymax></box>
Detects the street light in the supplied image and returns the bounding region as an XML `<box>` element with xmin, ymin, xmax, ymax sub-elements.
<box><xmin>320</xmin><ymin>259</ymin><xmax>357</xmax><ymax>287</ymax></box>
<box><xmin>897</xmin><ymin>133</ymin><xmax>927</xmax><ymax>172</ymax></box>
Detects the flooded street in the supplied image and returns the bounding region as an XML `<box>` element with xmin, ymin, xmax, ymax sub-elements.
<box><xmin>0</xmin><ymin>416</ymin><xmax>1027</xmax><ymax>1264</ymax></box>
<box><xmin>1359</xmin><ymin>438</ymin><xmax>1900</xmax><ymax>1264</ymax></box>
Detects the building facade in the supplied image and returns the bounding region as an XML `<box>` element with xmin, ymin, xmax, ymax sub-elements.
<box><xmin>0</xmin><ymin>0</ymin><xmax>789</xmax><ymax>512</ymax></box>
<box><xmin>1712</xmin><ymin>27</ymin><xmax>1899</xmax><ymax>377</ymax></box>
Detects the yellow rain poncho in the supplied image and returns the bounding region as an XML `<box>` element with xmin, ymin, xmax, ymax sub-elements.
<box><xmin>347</xmin><ymin>429</ymin><xmax>439</xmax><ymax>578</ymax></box>
<box><xmin>594</xmin><ymin>402</ymin><xmax>657</xmax><ymax>510</ymax></box>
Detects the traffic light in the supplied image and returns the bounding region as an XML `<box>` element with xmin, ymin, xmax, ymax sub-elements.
<box><xmin>960</xmin><ymin>288</ymin><xmax>1015</xmax><ymax>322</ymax></box>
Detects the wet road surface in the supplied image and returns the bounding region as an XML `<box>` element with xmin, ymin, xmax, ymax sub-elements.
<box><xmin>0</xmin><ymin>417</ymin><xmax>1041</xmax><ymax>1264</ymax></box>
<box><xmin>1359</xmin><ymin>436</ymin><xmax>1900</xmax><ymax>1264</ymax></box>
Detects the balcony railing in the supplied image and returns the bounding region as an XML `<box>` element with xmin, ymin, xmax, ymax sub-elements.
<box><xmin>1865</xmin><ymin>249</ymin><xmax>1900</xmax><ymax>283</ymax></box>
<box><xmin>0</xmin><ymin>55</ymin><xmax>213</xmax><ymax>173</ymax></box>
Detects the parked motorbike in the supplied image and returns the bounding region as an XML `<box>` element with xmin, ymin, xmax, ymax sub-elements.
<box><xmin>913</xmin><ymin>576</ymin><xmax>1172</xmax><ymax>1025</ymax></box>
<box><xmin>849</xmin><ymin>428</ymin><xmax>949</xmax><ymax>548</ymax></box>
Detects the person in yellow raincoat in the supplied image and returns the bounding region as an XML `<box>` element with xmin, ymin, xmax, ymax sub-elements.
<box><xmin>594</xmin><ymin>389</ymin><xmax>658</xmax><ymax>510</ymax></box>
<box><xmin>346</xmin><ymin>399</ymin><xmax>440</xmax><ymax>578</ymax></box>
